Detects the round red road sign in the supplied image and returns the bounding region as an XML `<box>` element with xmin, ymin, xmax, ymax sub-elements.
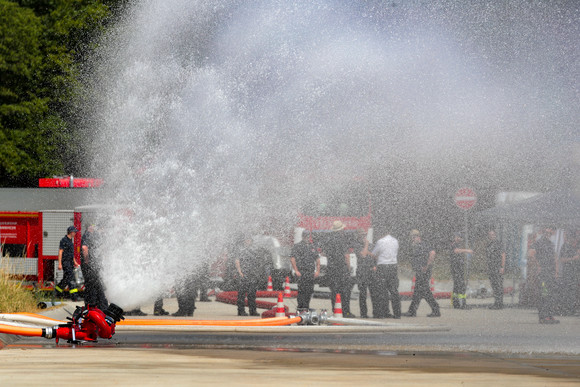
<box><xmin>455</xmin><ymin>187</ymin><xmax>477</xmax><ymax>210</ymax></box>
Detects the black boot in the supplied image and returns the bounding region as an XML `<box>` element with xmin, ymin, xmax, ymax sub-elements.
<box><xmin>126</xmin><ymin>309</ymin><xmax>147</xmax><ymax>316</ymax></box>
<box><xmin>452</xmin><ymin>294</ymin><xmax>461</xmax><ymax>309</ymax></box>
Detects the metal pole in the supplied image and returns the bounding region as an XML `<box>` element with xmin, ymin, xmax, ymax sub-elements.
<box><xmin>464</xmin><ymin>212</ymin><xmax>469</xmax><ymax>249</ymax></box>
<box><xmin>464</xmin><ymin>211</ymin><xmax>471</xmax><ymax>295</ymax></box>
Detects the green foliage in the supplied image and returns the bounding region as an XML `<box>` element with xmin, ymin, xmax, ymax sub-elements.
<box><xmin>0</xmin><ymin>0</ymin><xmax>121</xmax><ymax>186</ymax></box>
<box><xmin>0</xmin><ymin>2</ymin><xmax>42</xmax><ymax>101</ymax></box>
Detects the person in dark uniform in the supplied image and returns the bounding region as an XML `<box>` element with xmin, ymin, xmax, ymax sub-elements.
<box><xmin>172</xmin><ymin>273</ymin><xmax>197</xmax><ymax>316</ymax></box>
<box><xmin>195</xmin><ymin>261</ymin><xmax>212</xmax><ymax>302</ymax></box>
<box><xmin>528</xmin><ymin>226</ymin><xmax>559</xmax><ymax>324</ymax></box>
<box><xmin>354</xmin><ymin>228</ymin><xmax>376</xmax><ymax>319</ymax></box>
<box><xmin>320</xmin><ymin>221</ymin><xmax>354</xmax><ymax>317</ymax></box>
<box><xmin>235</xmin><ymin>236</ymin><xmax>263</xmax><ymax>316</ymax></box>
<box><xmin>224</xmin><ymin>234</ymin><xmax>243</xmax><ymax>291</ymax></box>
<box><xmin>449</xmin><ymin>233</ymin><xmax>473</xmax><ymax>309</ymax></box>
<box><xmin>403</xmin><ymin>230</ymin><xmax>440</xmax><ymax>317</ymax></box>
<box><xmin>486</xmin><ymin>230</ymin><xmax>506</xmax><ymax>310</ymax></box>
<box><xmin>55</xmin><ymin>226</ymin><xmax>80</xmax><ymax>301</ymax></box>
<box><xmin>80</xmin><ymin>225</ymin><xmax>108</xmax><ymax>310</ymax></box>
<box><xmin>559</xmin><ymin>230</ymin><xmax>580</xmax><ymax>315</ymax></box>
<box><xmin>290</xmin><ymin>230</ymin><xmax>320</xmax><ymax>309</ymax></box>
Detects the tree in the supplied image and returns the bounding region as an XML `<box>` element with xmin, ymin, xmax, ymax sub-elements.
<box><xmin>0</xmin><ymin>1</ymin><xmax>62</xmax><ymax>185</ymax></box>
<box><xmin>0</xmin><ymin>0</ymin><xmax>120</xmax><ymax>186</ymax></box>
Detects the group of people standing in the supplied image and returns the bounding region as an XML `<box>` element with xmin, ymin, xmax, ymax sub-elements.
<box><xmin>55</xmin><ymin>221</ymin><xmax>578</xmax><ymax>325</ymax></box>
<box><xmin>290</xmin><ymin>221</ymin><xmax>524</xmax><ymax>320</ymax></box>
<box><xmin>290</xmin><ymin>221</ymin><xmax>442</xmax><ymax>319</ymax></box>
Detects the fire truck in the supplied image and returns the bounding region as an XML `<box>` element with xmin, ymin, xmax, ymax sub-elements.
<box><xmin>294</xmin><ymin>178</ymin><xmax>373</xmax><ymax>285</ymax></box>
<box><xmin>293</xmin><ymin>177</ymin><xmax>373</xmax><ymax>286</ymax></box>
<box><xmin>0</xmin><ymin>177</ymin><xmax>102</xmax><ymax>288</ymax></box>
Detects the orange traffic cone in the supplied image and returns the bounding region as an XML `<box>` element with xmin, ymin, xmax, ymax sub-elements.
<box><xmin>275</xmin><ymin>292</ymin><xmax>286</xmax><ymax>317</ymax></box>
<box><xmin>267</xmin><ymin>276</ymin><xmax>273</xmax><ymax>291</ymax></box>
<box><xmin>283</xmin><ymin>276</ymin><xmax>291</xmax><ymax>297</ymax></box>
<box><xmin>411</xmin><ymin>276</ymin><xmax>416</xmax><ymax>292</ymax></box>
<box><xmin>430</xmin><ymin>277</ymin><xmax>435</xmax><ymax>292</ymax></box>
<box><xmin>333</xmin><ymin>293</ymin><xmax>343</xmax><ymax>318</ymax></box>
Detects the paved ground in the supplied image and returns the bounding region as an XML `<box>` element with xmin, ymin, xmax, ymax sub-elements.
<box><xmin>1</xmin><ymin>347</ymin><xmax>580</xmax><ymax>386</ymax></box>
<box><xmin>1</xmin><ymin>288</ymin><xmax>579</xmax><ymax>386</ymax></box>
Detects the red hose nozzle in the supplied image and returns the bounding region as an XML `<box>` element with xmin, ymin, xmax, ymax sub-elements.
<box><xmin>52</xmin><ymin>304</ymin><xmax>125</xmax><ymax>343</ymax></box>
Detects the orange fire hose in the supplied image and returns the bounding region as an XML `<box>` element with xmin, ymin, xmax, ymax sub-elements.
<box><xmin>118</xmin><ymin>316</ymin><xmax>302</xmax><ymax>327</ymax></box>
<box><xmin>1</xmin><ymin>313</ymin><xmax>302</xmax><ymax>328</ymax></box>
<box><xmin>0</xmin><ymin>323</ymin><xmax>44</xmax><ymax>337</ymax></box>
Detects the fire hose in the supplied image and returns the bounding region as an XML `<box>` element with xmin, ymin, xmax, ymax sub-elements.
<box><xmin>0</xmin><ymin>323</ymin><xmax>45</xmax><ymax>338</ymax></box>
<box><xmin>0</xmin><ymin>306</ymin><xmax>304</xmax><ymax>343</ymax></box>
<box><xmin>0</xmin><ymin>304</ymin><xmax>124</xmax><ymax>344</ymax></box>
<box><xmin>1</xmin><ymin>307</ymin><xmax>448</xmax><ymax>340</ymax></box>
<box><xmin>0</xmin><ymin>314</ymin><xmax>301</xmax><ymax>328</ymax></box>
<box><xmin>0</xmin><ymin>313</ymin><xmax>62</xmax><ymax>327</ymax></box>
<box><xmin>118</xmin><ymin>316</ymin><xmax>301</xmax><ymax>326</ymax></box>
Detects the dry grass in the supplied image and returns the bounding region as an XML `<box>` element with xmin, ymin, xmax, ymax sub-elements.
<box><xmin>0</xmin><ymin>255</ymin><xmax>39</xmax><ymax>313</ymax></box>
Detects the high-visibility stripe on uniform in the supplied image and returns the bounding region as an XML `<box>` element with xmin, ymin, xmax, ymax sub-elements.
<box><xmin>541</xmin><ymin>282</ymin><xmax>549</xmax><ymax>296</ymax></box>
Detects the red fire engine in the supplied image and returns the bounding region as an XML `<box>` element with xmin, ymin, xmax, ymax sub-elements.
<box><xmin>294</xmin><ymin>177</ymin><xmax>373</xmax><ymax>283</ymax></box>
<box><xmin>0</xmin><ymin>177</ymin><xmax>101</xmax><ymax>287</ymax></box>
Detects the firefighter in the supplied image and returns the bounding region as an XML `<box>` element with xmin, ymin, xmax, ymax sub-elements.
<box><xmin>528</xmin><ymin>226</ymin><xmax>560</xmax><ymax>324</ymax></box>
<box><xmin>449</xmin><ymin>232</ymin><xmax>473</xmax><ymax>309</ymax></box>
<box><xmin>55</xmin><ymin>226</ymin><xmax>80</xmax><ymax>301</ymax></box>
<box><xmin>290</xmin><ymin>230</ymin><xmax>321</xmax><ymax>310</ymax></box>
<box><xmin>173</xmin><ymin>273</ymin><xmax>197</xmax><ymax>317</ymax></box>
<box><xmin>235</xmin><ymin>236</ymin><xmax>264</xmax><ymax>316</ymax></box>
<box><xmin>81</xmin><ymin>224</ymin><xmax>108</xmax><ymax>310</ymax></box>
<box><xmin>403</xmin><ymin>230</ymin><xmax>440</xmax><ymax>317</ymax></box>
<box><xmin>321</xmin><ymin>221</ymin><xmax>355</xmax><ymax>318</ymax></box>
<box><xmin>354</xmin><ymin>228</ymin><xmax>376</xmax><ymax>319</ymax></box>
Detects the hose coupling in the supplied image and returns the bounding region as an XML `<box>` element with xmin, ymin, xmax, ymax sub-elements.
<box><xmin>295</xmin><ymin>309</ymin><xmax>329</xmax><ymax>325</ymax></box>
<box><xmin>42</xmin><ymin>326</ymin><xmax>56</xmax><ymax>339</ymax></box>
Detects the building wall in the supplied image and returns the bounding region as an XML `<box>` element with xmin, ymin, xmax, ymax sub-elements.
<box><xmin>0</xmin><ymin>188</ymin><xmax>93</xmax><ymax>212</ymax></box>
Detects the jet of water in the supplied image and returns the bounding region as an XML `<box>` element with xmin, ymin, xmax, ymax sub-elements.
<box><xmin>84</xmin><ymin>0</ymin><xmax>578</xmax><ymax>309</ymax></box>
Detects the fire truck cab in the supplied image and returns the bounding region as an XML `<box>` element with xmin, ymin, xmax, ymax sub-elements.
<box><xmin>0</xmin><ymin>181</ymin><xmax>97</xmax><ymax>287</ymax></box>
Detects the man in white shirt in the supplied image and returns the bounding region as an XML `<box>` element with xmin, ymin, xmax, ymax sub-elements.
<box><xmin>371</xmin><ymin>232</ymin><xmax>401</xmax><ymax>318</ymax></box>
